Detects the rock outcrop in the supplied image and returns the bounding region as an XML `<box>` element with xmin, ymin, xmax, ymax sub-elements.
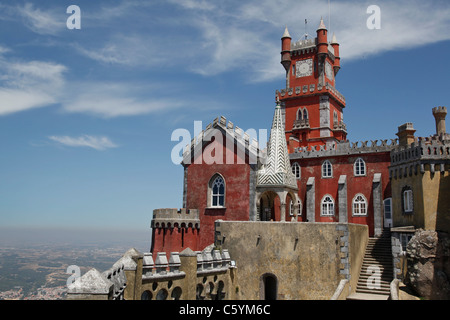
<box><xmin>405</xmin><ymin>229</ymin><xmax>450</xmax><ymax>299</ymax></box>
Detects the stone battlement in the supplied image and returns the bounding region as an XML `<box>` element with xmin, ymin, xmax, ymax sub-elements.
<box><xmin>66</xmin><ymin>247</ymin><xmax>234</xmax><ymax>300</ymax></box>
<box><xmin>389</xmin><ymin>138</ymin><xmax>450</xmax><ymax>178</ymax></box>
<box><xmin>290</xmin><ymin>138</ymin><xmax>397</xmax><ymax>160</ymax></box>
<box><xmin>277</xmin><ymin>82</ymin><xmax>345</xmax><ymax>106</ymax></box>
<box><xmin>151</xmin><ymin>208</ymin><xmax>200</xmax><ymax>229</ymax></box>
<box><xmin>432</xmin><ymin>106</ymin><xmax>447</xmax><ymax>115</ymax></box>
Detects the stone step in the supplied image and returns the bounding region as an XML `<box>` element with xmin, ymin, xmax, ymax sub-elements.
<box><xmin>347</xmin><ymin>292</ymin><xmax>389</xmax><ymax>300</ymax></box>
<box><xmin>355</xmin><ymin>287</ymin><xmax>391</xmax><ymax>296</ymax></box>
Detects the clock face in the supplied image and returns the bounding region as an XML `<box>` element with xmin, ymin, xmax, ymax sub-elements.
<box><xmin>325</xmin><ymin>61</ymin><xmax>334</xmax><ymax>80</ymax></box>
<box><xmin>296</xmin><ymin>59</ymin><xmax>313</xmax><ymax>78</ymax></box>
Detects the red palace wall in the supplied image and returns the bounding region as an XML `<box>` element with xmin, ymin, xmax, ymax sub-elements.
<box><xmin>293</xmin><ymin>152</ymin><xmax>391</xmax><ymax>236</ymax></box>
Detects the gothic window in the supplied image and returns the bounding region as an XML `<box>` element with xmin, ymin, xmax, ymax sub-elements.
<box><xmin>354</xmin><ymin>158</ymin><xmax>366</xmax><ymax>176</ymax></box>
<box><xmin>297</xmin><ymin>108</ymin><xmax>303</xmax><ymax>120</ymax></box>
<box><xmin>402</xmin><ymin>187</ymin><xmax>413</xmax><ymax>214</ymax></box>
<box><xmin>210</xmin><ymin>175</ymin><xmax>225</xmax><ymax>207</ymax></box>
<box><xmin>352</xmin><ymin>194</ymin><xmax>368</xmax><ymax>216</ymax></box>
<box><xmin>291</xmin><ymin>162</ymin><xmax>301</xmax><ymax>179</ymax></box>
<box><xmin>322</xmin><ymin>160</ymin><xmax>332</xmax><ymax>178</ymax></box>
<box><xmin>333</xmin><ymin>111</ymin><xmax>338</xmax><ymax>124</ymax></box>
<box><xmin>303</xmin><ymin>109</ymin><xmax>308</xmax><ymax>120</ymax></box>
<box><xmin>321</xmin><ymin>195</ymin><xmax>334</xmax><ymax>216</ymax></box>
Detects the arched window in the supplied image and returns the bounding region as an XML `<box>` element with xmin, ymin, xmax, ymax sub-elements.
<box><xmin>354</xmin><ymin>158</ymin><xmax>366</xmax><ymax>176</ymax></box>
<box><xmin>321</xmin><ymin>195</ymin><xmax>334</xmax><ymax>216</ymax></box>
<box><xmin>352</xmin><ymin>194</ymin><xmax>368</xmax><ymax>216</ymax></box>
<box><xmin>322</xmin><ymin>160</ymin><xmax>332</xmax><ymax>178</ymax></box>
<box><xmin>297</xmin><ymin>108</ymin><xmax>303</xmax><ymax>120</ymax></box>
<box><xmin>291</xmin><ymin>162</ymin><xmax>301</xmax><ymax>179</ymax></box>
<box><xmin>208</xmin><ymin>174</ymin><xmax>225</xmax><ymax>207</ymax></box>
<box><xmin>171</xmin><ymin>287</ymin><xmax>182</xmax><ymax>300</ymax></box>
<box><xmin>303</xmin><ymin>109</ymin><xmax>308</xmax><ymax>120</ymax></box>
<box><xmin>333</xmin><ymin>111</ymin><xmax>338</xmax><ymax>124</ymax></box>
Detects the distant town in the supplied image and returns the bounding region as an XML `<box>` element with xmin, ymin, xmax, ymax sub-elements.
<box><xmin>0</xmin><ymin>229</ymin><xmax>150</xmax><ymax>300</ymax></box>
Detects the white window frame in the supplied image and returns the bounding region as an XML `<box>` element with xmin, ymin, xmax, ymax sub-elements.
<box><xmin>352</xmin><ymin>194</ymin><xmax>368</xmax><ymax>216</ymax></box>
<box><xmin>292</xmin><ymin>162</ymin><xmax>301</xmax><ymax>180</ymax></box>
<box><xmin>321</xmin><ymin>195</ymin><xmax>335</xmax><ymax>216</ymax></box>
<box><xmin>403</xmin><ymin>189</ymin><xmax>413</xmax><ymax>213</ymax></box>
<box><xmin>322</xmin><ymin>160</ymin><xmax>333</xmax><ymax>178</ymax></box>
<box><xmin>209</xmin><ymin>174</ymin><xmax>225</xmax><ymax>208</ymax></box>
<box><xmin>354</xmin><ymin>158</ymin><xmax>366</xmax><ymax>176</ymax></box>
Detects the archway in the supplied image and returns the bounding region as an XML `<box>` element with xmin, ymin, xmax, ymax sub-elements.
<box><xmin>258</xmin><ymin>191</ymin><xmax>279</xmax><ymax>221</ymax></box>
<box><xmin>260</xmin><ymin>273</ymin><xmax>277</xmax><ymax>300</ymax></box>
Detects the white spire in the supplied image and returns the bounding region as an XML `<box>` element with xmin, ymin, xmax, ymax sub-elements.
<box><xmin>317</xmin><ymin>17</ymin><xmax>327</xmax><ymax>31</ymax></box>
<box><xmin>282</xmin><ymin>25</ymin><xmax>291</xmax><ymax>39</ymax></box>
<box><xmin>257</xmin><ymin>100</ymin><xmax>297</xmax><ymax>189</ymax></box>
<box><xmin>331</xmin><ymin>32</ymin><xmax>337</xmax><ymax>44</ymax></box>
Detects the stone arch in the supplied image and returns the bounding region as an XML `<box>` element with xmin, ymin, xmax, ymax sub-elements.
<box><xmin>260</xmin><ymin>273</ymin><xmax>278</xmax><ymax>300</ymax></box>
<box><xmin>257</xmin><ymin>191</ymin><xmax>278</xmax><ymax>221</ymax></box>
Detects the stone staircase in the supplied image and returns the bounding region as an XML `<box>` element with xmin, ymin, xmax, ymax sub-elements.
<box><xmin>348</xmin><ymin>229</ymin><xmax>393</xmax><ymax>300</ymax></box>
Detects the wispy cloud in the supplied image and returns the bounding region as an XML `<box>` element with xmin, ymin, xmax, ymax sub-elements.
<box><xmin>15</xmin><ymin>2</ymin><xmax>65</xmax><ymax>35</ymax></box>
<box><xmin>48</xmin><ymin>135</ymin><xmax>119</xmax><ymax>151</ymax></box>
<box><xmin>59</xmin><ymin>82</ymin><xmax>187</xmax><ymax>118</ymax></box>
<box><xmin>0</xmin><ymin>50</ymin><xmax>67</xmax><ymax>116</ymax></box>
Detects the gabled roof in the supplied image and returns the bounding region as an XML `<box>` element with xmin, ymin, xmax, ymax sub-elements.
<box><xmin>182</xmin><ymin>115</ymin><xmax>264</xmax><ymax>166</ymax></box>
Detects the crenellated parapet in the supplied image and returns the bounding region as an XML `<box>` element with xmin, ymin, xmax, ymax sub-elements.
<box><xmin>196</xmin><ymin>248</ymin><xmax>231</xmax><ymax>275</ymax></box>
<box><xmin>142</xmin><ymin>252</ymin><xmax>185</xmax><ymax>280</ymax></box>
<box><xmin>151</xmin><ymin>208</ymin><xmax>200</xmax><ymax>230</ymax></box>
<box><xmin>276</xmin><ymin>81</ymin><xmax>346</xmax><ymax>107</ymax></box>
<box><xmin>389</xmin><ymin>137</ymin><xmax>450</xmax><ymax>179</ymax></box>
<box><xmin>290</xmin><ymin>138</ymin><xmax>397</xmax><ymax>160</ymax></box>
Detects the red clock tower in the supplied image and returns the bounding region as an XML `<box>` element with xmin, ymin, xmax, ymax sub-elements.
<box><xmin>277</xmin><ymin>18</ymin><xmax>347</xmax><ymax>153</ymax></box>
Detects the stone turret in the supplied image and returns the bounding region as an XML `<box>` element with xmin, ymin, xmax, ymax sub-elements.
<box><xmin>432</xmin><ymin>106</ymin><xmax>447</xmax><ymax>137</ymax></box>
<box><xmin>396</xmin><ymin>123</ymin><xmax>416</xmax><ymax>147</ymax></box>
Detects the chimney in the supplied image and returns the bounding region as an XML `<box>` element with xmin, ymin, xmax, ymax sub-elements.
<box><xmin>396</xmin><ymin>122</ymin><xmax>416</xmax><ymax>147</ymax></box>
<box><xmin>432</xmin><ymin>106</ymin><xmax>447</xmax><ymax>137</ymax></box>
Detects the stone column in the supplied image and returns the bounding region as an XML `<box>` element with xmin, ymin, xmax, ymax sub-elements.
<box><xmin>338</xmin><ymin>175</ymin><xmax>348</xmax><ymax>223</ymax></box>
<box><xmin>306</xmin><ymin>177</ymin><xmax>315</xmax><ymax>222</ymax></box>
<box><xmin>277</xmin><ymin>191</ymin><xmax>287</xmax><ymax>222</ymax></box>
<box><xmin>372</xmin><ymin>173</ymin><xmax>383</xmax><ymax>236</ymax></box>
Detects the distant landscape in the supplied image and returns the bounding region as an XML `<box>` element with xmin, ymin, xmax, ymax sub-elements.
<box><xmin>0</xmin><ymin>227</ymin><xmax>151</xmax><ymax>300</ymax></box>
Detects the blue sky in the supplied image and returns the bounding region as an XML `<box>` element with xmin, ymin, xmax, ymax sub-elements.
<box><xmin>0</xmin><ymin>0</ymin><xmax>449</xmax><ymax>241</ymax></box>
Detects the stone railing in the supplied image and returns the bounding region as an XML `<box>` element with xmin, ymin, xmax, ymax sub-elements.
<box><xmin>293</xmin><ymin>118</ymin><xmax>310</xmax><ymax>130</ymax></box>
<box><xmin>67</xmin><ymin>248</ymin><xmax>140</xmax><ymax>300</ymax></box>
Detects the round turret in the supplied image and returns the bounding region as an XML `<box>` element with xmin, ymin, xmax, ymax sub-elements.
<box><xmin>316</xmin><ymin>18</ymin><xmax>328</xmax><ymax>56</ymax></box>
<box><xmin>331</xmin><ymin>33</ymin><xmax>340</xmax><ymax>74</ymax></box>
<box><xmin>281</xmin><ymin>26</ymin><xmax>292</xmax><ymax>71</ymax></box>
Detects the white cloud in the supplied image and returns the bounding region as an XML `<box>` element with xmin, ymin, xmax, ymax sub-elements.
<box><xmin>60</xmin><ymin>82</ymin><xmax>187</xmax><ymax>118</ymax></box>
<box><xmin>0</xmin><ymin>52</ymin><xmax>67</xmax><ymax>116</ymax></box>
<box><xmin>15</xmin><ymin>3</ymin><xmax>65</xmax><ymax>35</ymax></box>
<box><xmin>48</xmin><ymin>135</ymin><xmax>118</xmax><ymax>151</ymax></box>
